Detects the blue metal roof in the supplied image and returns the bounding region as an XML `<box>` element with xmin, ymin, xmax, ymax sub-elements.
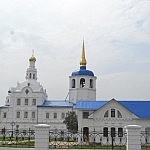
<box><xmin>38</xmin><ymin>100</ymin><xmax>73</xmax><ymax>108</ymax></box>
<box><xmin>75</xmin><ymin>100</ymin><xmax>150</xmax><ymax>119</ymax></box>
<box><xmin>75</xmin><ymin>101</ymin><xmax>107</xmax><ymax>110</ymax></box>
<box><xmin>71</xmin><ymin>66</ymin><xmax>94</xmax><ymax>76</ymax></box>
<box><xmin>119</xmin><ymin>101</ymin><xmax>150</xmax><ymax>119</ymax></box>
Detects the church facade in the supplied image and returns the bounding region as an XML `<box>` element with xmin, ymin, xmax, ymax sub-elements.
<box><xmin>0</xmin><ymin>42</ymin><xmax>150</xmax><ymax>136</ymax></box>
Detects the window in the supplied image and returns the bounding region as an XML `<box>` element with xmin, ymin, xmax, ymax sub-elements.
<box><xmin>111</xmin><ymin>127</ymin><xmax>116</xmax><ymax>137</ymax></box>
<box><xmin>33</xmin><ymin>74</ymin><xmax>35</xmax><ymax>79</ymax></box>
<box><xmin>90</xmin><ymin>79</ymin><xmax>93</xmax><ymax>88</ymax></box>
<box><xmin>72</xmin><ymin>79</ymin><xmax>75</xmax><ymax>88</ymax></box>
<box><xmin>104</xmin><ymin>110</ymin><xmax>109</xmax><ymax>118</ymax></box>
<box><xmin>54</xmin><ymin>113</ymin><xmax>57</xmax><ymax>119</ymax></box>
<box><xmin>25</xmin><ymin>99</ymin><xmax>28</xmax><ymax>105</ymax></box>
<box><xmin>118</xmin><ymin>128</ymin><xmax>123</xmax><ymax>137</ymax></box>
<box><xmin>29</xmin><ymin>73</ymin><xmax>32</xmax><ymax>79</ymax></box>
<box><xmin>32</xmin><ymin>99</ymin><xmax>36</xmax><ymax>105</ymax></box>
<box><xmin>16</xmin><ymin>111</ymin><xmax>20</xmax><ymax>118</ymax></box>
<box><xmin>32</xmin><ymin>112</ymin><xmax>35</xmax><ymax>118</ymax></box>
<box><xmin>17</xmin><ymin>99</ymin><xmax>21</xmax><ymax>105</ymax></box>
<box><xmin>24</xmin><ymin>112</ymin><xmax>28</xmax><ymax>118</ymax></box>
<box><xmin>117</xmin><ymin>110</ymin><xmax>122</xmax><ymax>118</ymax></box>
<box><xmin>111</xmin><ymin>109</ymin><xmax>115</xmax><ymax>118</ymax></box>
<box><xmin>25</xmin><ymin>89</ymin><xmax>29</xmax><ymax>94</ymax></box>
<box><xmin>145</xmin><ymin>127</ymin><xmax>150</xmax><ymax>134</ymax></box>
<box><xmin>46</xmin><ymin>113</ymin><xmax>49</xmax><ymax>119</ymax></box>
<box><xmin>80</xmin><ymin>78</ymin><xmax>85</xmax><ymax>88</ymax></box>
<box><xmin>103</xmin><ymin>127</ymin><xmax>108</xmax><ymax>137</ymax></box>
<box><xmin>83</xmin><ymin>112</ymin><xmax>89</xmax><ymax>119</ymax></box>
<box><xmin>3</xmin><ymin>112</ymin><xmax>7</xmax><ymax>118</ymax></box>
<box><xmin>61</xmin><ymin>113</ymin><xmax>65</xmax><ymax>119</ymax></box>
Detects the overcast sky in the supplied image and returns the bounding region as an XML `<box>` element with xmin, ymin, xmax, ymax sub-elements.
<box><xmin>0</xmin><ymin>0</ymin><xmax>150</xmax><ymax>105</ymax></box>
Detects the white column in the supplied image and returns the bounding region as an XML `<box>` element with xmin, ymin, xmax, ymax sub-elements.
<box><xmin>125</xmin><ymin>125</ymin><xmax>141</xmax><ymax>150</ymax></box>
<box><xmin>35</xmin><ymin>124</ymin><xmax>50</xmax><ymax>150</ymax></box>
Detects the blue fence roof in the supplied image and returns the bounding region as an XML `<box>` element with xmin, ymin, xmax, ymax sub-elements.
<box><xmin>76</xmin><ymin>100</ymin><xmax>150</xmax><ymax>119</ymax></box>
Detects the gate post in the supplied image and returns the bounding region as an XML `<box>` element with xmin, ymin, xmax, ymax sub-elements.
<box><xmin>125</xmin><ymin>125</ymin><xmax>141</xmax><ymax>150</ymax></box>
<box><xmin>35</xmin><ymin>124</ymin><xmax>50</xmax><ymax>150</ymax></box>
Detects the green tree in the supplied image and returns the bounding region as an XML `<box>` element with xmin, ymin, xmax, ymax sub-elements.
<box><xmin>63</xmin><ymin>111</ymin><xmax>78</xmax><ymax>133</ymax></box>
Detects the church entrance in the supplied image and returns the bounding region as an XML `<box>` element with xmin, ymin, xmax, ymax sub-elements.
<box><xmin>83</xmin><ymin>127</ymin><xmax>89</xmax><ymax>143</ymax></box>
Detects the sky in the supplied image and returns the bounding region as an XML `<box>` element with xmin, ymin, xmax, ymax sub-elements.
<box><xmin>0</xmin><ymin>0</ymin><xmax>150</xmax><ymax>105</ymax></box>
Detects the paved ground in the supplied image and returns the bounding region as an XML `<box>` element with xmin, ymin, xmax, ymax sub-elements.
<box><xmin>0</xmin><ymin>148</ymin><xmax>34</xmax><ymax>150</ymax></box>
<box><xmin>0</xmin><ymin>148</ymin><xmax>101</xmax><ymax>150</ymax></box>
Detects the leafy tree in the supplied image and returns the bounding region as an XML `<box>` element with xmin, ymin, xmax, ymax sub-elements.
<box><xmin>63</xmin><ymin>111</ymin><xmax>78</xmax><ymax>133</ymax></box>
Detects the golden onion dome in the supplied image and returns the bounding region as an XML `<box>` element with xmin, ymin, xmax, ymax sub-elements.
<box><xmin>29</xmin><ymin>55</ymin><xmax>36</xmax><ymax>62</ymax></box>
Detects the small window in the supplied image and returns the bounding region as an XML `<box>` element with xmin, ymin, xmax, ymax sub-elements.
<box><xmin>25</xmin><ymin>99</ymin><xmax>28</xmax><ymax>105</ymax></box>
<box><xmin>61</xmin><ymin>113</ymin><xmax>65</xmax><ymax>119</ymax></box>
<box><xmin>80</xmin><ymin>78</ymin><xmax>85</xmax><ymax>88</ymax></box>
<box><xmin>111</xmin><ymin>127</ymin><xmax>116</xmax><ymax>137</ymax></box>
<box><xmin>46</xmin><ymin>113</ymin><xmax>49</xmax><ymax>119</ymax></box>
<box><xmin>33</xmin><ymin>74</ymin><xmax>35</xmax><ymax>79</ymax></box>
<box><xmin>83</xmin><ymin>112</ymin><xmax>89</xmax><ymax>119</ymax></box>
<box><xmin>103</xmin><ymin>127</ymin><xmax>108</xmax><ymax>137</ymax></box>
<box><xmin>25</xmin><ymin>89</ymin><xmax>29</xmax><ymax>94</ymax></box>
<box><xmin>118</xmin><ymin>128</ymin><xmax>123</xmax><ymax>137</ymax></box>
<box><xmin>32</xmin><ymin>99</ymin><xmax>36</xmax><ymax>105</ymax></box>
<box><xmin>29</xmin><ymin>73</ymin><xmax>32</xmax><ymax>79</ymax></box>
<box><xmin>16</xmin><ymin>111</ymin><xmax>20</xmax><ymax>118</ymax></box>
<box><xmin>24</xmin><ymin>112</ymin><xmax>28</xmax><ymax>118</ymax></box>
<box><xmin>17</xmin><ymin>99</ymin><xmax>21</xmax><ymax>105</ymax></box>
<box><xmin>72</xmin><ymin>79</ymin><xmax>75</xmax><ymax>88</ymax></box>
<box><xmin>145</xmin><ymin>127</ymin><xmax>150</xmax><ymax>134</ymax></box>
<box><xmin>111</xmin><ymin>109</ymin><xmax>115</xmax><ymax>118</ymax></box>
<box><xmin>117</xmin><ymin>110</ymin><xmax>122</xmax><ymax>118</ymax></box>
<box><xmin>32</xmin><ymin>112</ymin><xmax>35</xmax><ymax>118</ymax></box>
<box><xmin>90</xmin><ymin>79</ymin><xmax>93</xmax><ymax>88</ymax></box>
<box><xmin>3</xmin><ymin>112</ymin><xmax>7</xmax><ymax>118</ymax></box>
<box><xmin>104</xmin><ymin>110</ymin><xmax>109</xmax><ymax>118</ymax></box>
<box><xmin>54</xmin><ymin>113</ymin><xmax>57</xmax><ymax>119</ymax></box>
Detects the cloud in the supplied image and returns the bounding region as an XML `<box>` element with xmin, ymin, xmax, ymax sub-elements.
<box><xmin>0</xmin><ymin>0</ymin><xmax>150</xmax><ymax>104</ymax></box>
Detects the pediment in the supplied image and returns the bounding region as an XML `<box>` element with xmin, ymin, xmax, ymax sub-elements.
<box><xmin>91</xmin><ymin>99</ymin><xmax>139</xmax><ymax>120</ymax></box>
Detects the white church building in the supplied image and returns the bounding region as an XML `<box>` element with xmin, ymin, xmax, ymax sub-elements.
<box><xmin>0</xmin><ymin>42</ymin><xmax>150</xmax><ymax>136</ymax></box>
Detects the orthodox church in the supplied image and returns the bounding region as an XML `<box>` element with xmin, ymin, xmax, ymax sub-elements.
<box><xmin>0</xmin><ymin>42</ymin><xmax>150</xmax><ymax>136</ymax></box>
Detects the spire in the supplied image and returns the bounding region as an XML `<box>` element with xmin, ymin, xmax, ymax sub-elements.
<box><xmin>80</xmin><ymin>39</ymin><xmax>87</xmax><ymax>66</ymax></box>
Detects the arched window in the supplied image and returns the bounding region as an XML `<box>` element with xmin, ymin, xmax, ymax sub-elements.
<box><xmin>111</xmin><ymin>109</ymin><xmax>115</xmax><ymax>117</ymax></box>
<box><xmin>80</xmin><ymin>78</ymin><xmax>85</xmax><ymax>88</ymax></box>
<box><xmin>111</xmin><ymin>127</ymin><xmax>116</xmax><ymax>137</ymax></box>
<box><xmin>118</xmin><ymin>128</ymin><xmax>123</xmax><ymax>137</ymax></box>
<box><xmin>90</xmin><ymin>79</ymin><xmax>93</xmax><ymax>88</ymax></box>
<box><xmin>33</xmin><ymin>74</ymin><xmax>35</xmax><ymax>79</ymax></box>
<box><xmin>145</xmin><ymin>127</ymin><xmax>150</xmax><ymax>143</ymax></box>
<box><xmin>104</xmin><ymin>110</ymin><xmax>109</xmax><ymax>118</ymax></box>
<box><xmin>29</xmin><ymin>73</ymin><xmax>32</xmax><ymax>79</ymax></box>
<box><xmin>72</xmin><ymin>79</ymin><xmax>75</xmax><ymax>88</ymax></box>
<box><xmin>117</xmin><ymin>110</ymin><xmax>122</xmax><ymax>118</ymax></box>
<box><xmin>103</xmin><ymin>127</ymin><xmax>108</xmax><ymax>137</ymax></box>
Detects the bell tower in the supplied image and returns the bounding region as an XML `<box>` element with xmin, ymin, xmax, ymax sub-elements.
<box><xmin>69</xmin><ymin>40</ymin><xmax>97</xmax><ymax>104</ymax></box>
<box><xmin>26</xmin><ymin>50</ymin><xmax>37</xmax><ymax>81</ymax></box>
